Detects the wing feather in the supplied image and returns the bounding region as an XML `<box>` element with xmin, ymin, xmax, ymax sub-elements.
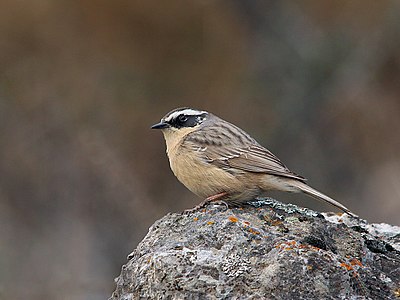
<box><xmin>184</xmin><ymin>125</ymin><xmax>306</xmax><ymax>182</ymax></box>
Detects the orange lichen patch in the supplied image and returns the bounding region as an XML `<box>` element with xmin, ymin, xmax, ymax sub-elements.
<box><xmin>275</xmin><ymin>240</ymin><xmax>298</xmax><ymax>251</ymax></box>
<box><xmin>310</xmin><ymin>246</ymin><xmax>322</xmax><ymax>251</ymax></box>
<box><xmin>248</xmin><ymin>228</ymin><xmax>260</xmax><ymax>235</ymax></box>
<box><xmin>228</xmin><ymin>216</ymin><xmax>238</xmax><ymax>223</ymax></box>
<box><xmin>350</xmin><ymin>258</ymin><xmax>363</xmax><ymax>267</ymax></box>
<box><xmin>340</xmin><ymin>263</ymin><xmax>353</xmax><ymax>271</ymax></box>
<box><xmin>207</xmin><ymin>221</ymin><xmax>215</xmax><ymax>225</ymax></box>
<box><xmin>394</xmin><ymin>288</ymin><xmax>400</xmax><ymax>297</ymax></box>
<box><xmin>296</xmin><ymin>244</ymin><xmax>321</xmax><ymax>252</ymax></box>
<box><xmin>271</xmin><ymin>220</ymin><xmax>283</xmax><ymax>226</ymax></box>
<box><xmin>193</xmin><ymin>217</ymin><xmax>199</xmax><ymax>221</ymax></box>
<box><xmin>262</xmin><ymin>215</ymin><xmax>271</xmax><ymax>221</ymax></box>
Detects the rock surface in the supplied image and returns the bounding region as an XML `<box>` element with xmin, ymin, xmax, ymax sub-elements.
<box><xmin>111</xmin><ymin>198</ymin><xmax>400</xmax><ymax>299</ymax></box>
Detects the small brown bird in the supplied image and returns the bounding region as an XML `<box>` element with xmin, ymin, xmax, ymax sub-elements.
<box><xmin>151</xmin><ymin>107</ymin><xmax>355</xmax><ymax>216</ymax></box>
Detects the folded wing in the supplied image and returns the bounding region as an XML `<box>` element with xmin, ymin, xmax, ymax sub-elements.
<box><xmin>184</xmin><ymin>126</ymin><xmax>305</xmax><ymax>182</ymax></box>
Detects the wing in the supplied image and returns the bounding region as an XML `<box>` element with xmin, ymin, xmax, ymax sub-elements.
<box><xmin>184</xmin><ymin>124</ymin><xmax>306</xmax><ymax>182</ymax></box>
<box><xmin>206</xmin><ymin>143</ymin><xmax>305</xmax><ymax>181</ymax></box>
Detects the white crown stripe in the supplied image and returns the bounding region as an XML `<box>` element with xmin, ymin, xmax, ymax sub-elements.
<box><xmin>164</xmin><ymin>109</ymin><xmax>207</xmax><ymax>122</ymax></box>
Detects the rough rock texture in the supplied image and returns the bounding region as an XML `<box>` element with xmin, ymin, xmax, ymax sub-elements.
<box><xmin>111</xmin><ymin>198</ymin><xmax>400</xmax><ymax>300</ymax></box>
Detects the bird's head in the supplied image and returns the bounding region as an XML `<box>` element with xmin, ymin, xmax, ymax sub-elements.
<box><xmin>151</xmin><ymin>107</ymin><xmax>209</xmax><ymax>141</ymax></box>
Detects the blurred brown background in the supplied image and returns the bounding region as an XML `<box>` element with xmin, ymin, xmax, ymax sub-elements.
<box><xmin>1</xmin><ymin>1</ymin><xmax>400</xmax><ymax>299</ymax></box>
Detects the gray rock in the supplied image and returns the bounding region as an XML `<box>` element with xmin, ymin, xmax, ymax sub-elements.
<box><xmin>111</xmin><ymin>198</ymin><xmax>400</xmax><ymax>299</ymax></box>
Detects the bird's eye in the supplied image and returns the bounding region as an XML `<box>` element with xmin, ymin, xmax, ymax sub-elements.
<box><xmin>178</xmin><ymin>115</ymin><xmax>188</xmax><ymax>123</ymax></box>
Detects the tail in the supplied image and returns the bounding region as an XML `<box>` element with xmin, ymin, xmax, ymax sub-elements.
<box><xmin>289</xmin><ymin>180</ymin><xmax>357</xmax><ymax>217</ymax></box>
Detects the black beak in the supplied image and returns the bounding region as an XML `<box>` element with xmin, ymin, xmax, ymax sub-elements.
<box><xmin>151</xmin><ymin>121</ymin><xmax>170</xmax><ymax>129</ymax></box>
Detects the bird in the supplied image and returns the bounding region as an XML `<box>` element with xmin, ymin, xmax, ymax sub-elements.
<box><xmin>151</xmin><ymin>107</ymin><xmax>355</xmax><ymax>217</ymax></box>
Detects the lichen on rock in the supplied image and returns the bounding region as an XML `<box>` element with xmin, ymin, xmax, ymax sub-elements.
<box><xmin>111</xmin><ymin>199</ymin><xmax>400</xmax><ymax>300</ymax></box>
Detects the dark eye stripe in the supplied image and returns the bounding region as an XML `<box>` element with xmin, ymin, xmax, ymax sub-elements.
<box><xmin>178</xmin><ymin>115</ymin><xmax>188</xmax><ymax>122</ymax></box>
<box><xmin>168</xmin><ymin>113</ymin><xmax>206</xmax><ymax>128</ymax></box>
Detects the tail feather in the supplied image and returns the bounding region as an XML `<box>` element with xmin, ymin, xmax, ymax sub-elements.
<box><xmin>290</xmin><ymin>181</ymin><xmax>356</xmax><ymax>217</ymax></box>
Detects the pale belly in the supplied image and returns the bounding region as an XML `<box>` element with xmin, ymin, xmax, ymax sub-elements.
<box><xmin>169</xmin><ymin>151</ymin><xmax>247</xmax><ymax>198</ymax></box>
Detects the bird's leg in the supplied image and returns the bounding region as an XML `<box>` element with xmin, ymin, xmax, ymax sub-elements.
<box><xmin>183</xmin><ymin>192</ymin><xmax>229</xmax><ymax>213</ymax></box>
<box><xmin>205</xmin><ymin>192</ymin><xmax>229</xmax><ymax>202</ymax></box>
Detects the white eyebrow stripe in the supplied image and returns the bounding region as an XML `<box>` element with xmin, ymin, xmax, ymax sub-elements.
<box><xmin>164</xmin><ymin>109</ymin><xmax>207</xmax><ymax>122</ymax></box>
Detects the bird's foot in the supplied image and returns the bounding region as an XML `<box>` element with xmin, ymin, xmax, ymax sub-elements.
<box><xmin>183</xmin><ymin>192</ymin><xmax>229</xmax><ymax>214</ymax></box>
